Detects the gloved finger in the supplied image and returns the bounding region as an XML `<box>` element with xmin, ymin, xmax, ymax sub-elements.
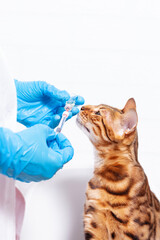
<box><xmin>47</xmin><ymin>132</ymin><xmax>56</xmax><ymax>146</ymax></box>
<box><xmin>56</xmin><ymin>133</ymin><xmax>73</xmax><ymax>149</ymax></box>
<box><xmin>56</xmin><ymin>107</ymin><xmax>65</xmax><ymax>115</ymax></box>
<box><xmin>61</xmin><ymin>146</ymin><xmax>74</xmax><ymax>164</ymax></box>
<box><xmin>71</xmin><ymin>107</ymin><xmax>79</xmax><ymax>116</ymax></box>
<box><xmin>16</xmin><ymin>124</ymin><xmax>53</xmax><ymax>141</ymax></box>
<box><xmin>66</xmin><ymin>111</ymin><xmax>72</xmax><ymax>120</ymax></box>
<box><xmin>73</xmin><ymin>96</ymin><xmax>85</xmax><ymax>106</ymax></box>
<box><xmin>36</xmin><ymin>124</ymin><xmax>55</xmax><ymax>138</ymax></box>
<box><xmin>56</xmin><ymin>134</ymin><xmax>74</xmax><ymax>164</ymax></box>
<box><xmin>46</xmin><ymin>148</ymin><xmax>65</xmax><ymax>178</ymax></box>
<box><xmin>49</xmin><ymin>114</ymin><xmax>61</xmax><ymax>128</ymax></box>
<box><xmin>54</xmin><ymin>107</ymin><xmax>66</xmax><ymax>119</ymax></box>
<box><xmin>45</xmin><ymin>84</ymin><xmax>70</xmax><ymax>103</ymax></box>
<box><xmin>55</xmin><ymin>133</ymin><xmax>74</xmax><ymax>164</ymax></box>
<box><xmin>48</xmin><ymin>139</ymin><xmax>59</xmax><ymax>150</ymax></box>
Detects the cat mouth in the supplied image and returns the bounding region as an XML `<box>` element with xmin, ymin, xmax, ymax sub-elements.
<box><xmin>76</xmin><ymin>116</ymin><xmax>90</xmax><ymax>133</ymax></box>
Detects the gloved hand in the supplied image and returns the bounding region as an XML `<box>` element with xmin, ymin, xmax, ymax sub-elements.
<box><xmin>0</xmin><ymin>124</ymin><xmax>74</xmax><ymax>182</ymax></box>
<box><xmin>15</xmin><ymin>80</ymin><xmax>85</xmax><ymax>128</ymax></box>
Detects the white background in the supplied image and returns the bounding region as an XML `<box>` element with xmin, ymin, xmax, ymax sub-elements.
<box><xmin>0</xmin><ymin>0</ymin><xmax>160</xmax><ymax>239</ymax></box>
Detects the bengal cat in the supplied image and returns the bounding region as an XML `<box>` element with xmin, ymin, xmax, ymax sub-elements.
<box><xmin>76</xmin><ymin>98</ymin><xmax>160</xmax><ymax>240</ymax></box>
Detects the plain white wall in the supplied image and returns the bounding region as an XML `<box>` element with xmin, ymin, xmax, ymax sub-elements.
<box><xmin>0</xmin><ymin>0</ymin><xmax>160</xmax><ymax>192</ymax></box>
<box><xmin>0</xmin><ymin>1</ymin><xmax>160</xmax><ymax>238</ymax></box>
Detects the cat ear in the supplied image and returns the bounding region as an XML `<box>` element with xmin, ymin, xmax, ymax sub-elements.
<box><xmin>121</xmin><ymin>109</ymin><xmax>138</xmax><ymax>136</ymax></box>
<box><xmin>123</xmin><ymin>98</ymin><xmax>136</xmax><ymax>113</ymax></box>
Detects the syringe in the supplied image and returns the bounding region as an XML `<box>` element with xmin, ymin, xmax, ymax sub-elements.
<box><xmin>56</xmin><ymin>97</ymin><xmax>76</xmax><ymax>133</ymax></box>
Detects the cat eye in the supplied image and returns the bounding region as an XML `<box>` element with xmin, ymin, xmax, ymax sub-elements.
<box><xmin>95</xmin><ymin>111</ymin><xmax>101</xmax><ymax>116</ymax></box>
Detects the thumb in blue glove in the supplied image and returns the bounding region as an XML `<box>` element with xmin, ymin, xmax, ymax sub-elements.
<box><xmin>0</xmin><ymin>124</ymin><xmax>74</xmax><ymax>182</ymax></box>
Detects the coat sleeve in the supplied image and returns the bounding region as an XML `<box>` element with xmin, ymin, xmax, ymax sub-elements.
<box><xmin>0</xmin><ymin>49</ymin><xmax>25</xmax><ymax>240</ymax></box>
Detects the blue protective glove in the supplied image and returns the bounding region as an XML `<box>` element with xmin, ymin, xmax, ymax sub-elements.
<box><xmin>14</xmin><ymin>80</ymin><xmax>85</xmax><ymax>128</ymax></box>
<box><xmin>0</xmin><ymin>124</ymin><xmax>74</xmax><ymax>182</ymax></box>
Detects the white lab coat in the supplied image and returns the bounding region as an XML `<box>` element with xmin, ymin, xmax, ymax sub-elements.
<box><xmin>0</xmin><ymin>50</ymin><xmax>25</xmax><ymax>240</ymax></box>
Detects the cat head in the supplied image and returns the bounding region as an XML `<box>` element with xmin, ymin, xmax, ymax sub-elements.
<box><xmin>76</xmin><ymin>98</ymin><xmax>138</xmax><ymax>146</ymax></box>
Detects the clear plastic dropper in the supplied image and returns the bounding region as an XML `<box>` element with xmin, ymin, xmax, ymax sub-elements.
<box><xmin>56</xmin><ymin>97</ymin><xmax>76</xmax><ymax>133</ymax></box>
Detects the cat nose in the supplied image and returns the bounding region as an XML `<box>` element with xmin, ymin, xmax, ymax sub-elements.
<box><xmin>81</xmin><ymin>106</ymin><xmax>85</xmax><ymax>111</ymax></box>
<box><xmin>81</xmin><ymin>105</ymin><xmax>92</xmax><ymax>111</ymax></box>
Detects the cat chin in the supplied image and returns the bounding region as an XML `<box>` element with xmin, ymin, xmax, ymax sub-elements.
<box><xmin>76</xmin><ymin>117</ymin><xmax>90</xmax><ymax>134</ymax></box>
<box><xmin>76</xmin><ymin>117</ymin><xmax>100</xmax><ymax>144</ymax></box>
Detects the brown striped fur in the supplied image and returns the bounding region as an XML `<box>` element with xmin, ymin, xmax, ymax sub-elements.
<box><xmin>76</xmin><ymin>98</ymin><xmax>160</xmax><ymax>240</ymax></box>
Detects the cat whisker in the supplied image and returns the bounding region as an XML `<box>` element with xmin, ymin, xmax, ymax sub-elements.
<box><xmin>76</xmin><ymin>117</ymin><xmax>90</xmax><ymax>133</ymax></box>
